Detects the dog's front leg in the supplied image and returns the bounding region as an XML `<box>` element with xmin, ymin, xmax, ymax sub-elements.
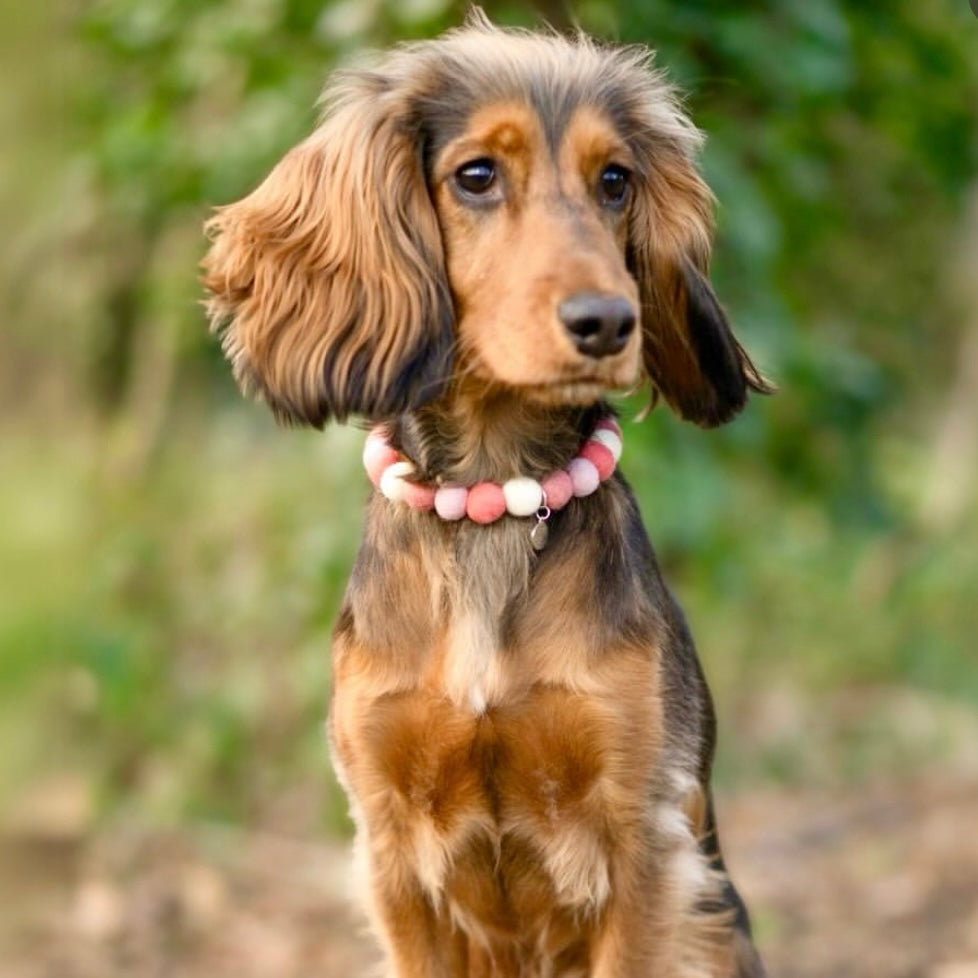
<box><xmin>588</xmin><ymin>850</ymin><xmax>747</xmax><ymax>978</ymax></box>
<box><xmin>588</xmin><ymin>882</ymin><xmax>660</xmax><ymax>978</ymax></box>
<box><xmin>330</xmin><ymin>672</ymin><xmax>482</xmax><ymax>978</ymax></box>
<box><xmin>366</xmin><ymin>861</ymin><xmax>467</xmax><ymax>978</ymax></box>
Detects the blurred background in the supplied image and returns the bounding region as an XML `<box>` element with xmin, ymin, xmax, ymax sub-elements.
<box><xmin>1</xmin><ymin>0</ymin><xmax>977</xmax><ymax>975</ymax></box>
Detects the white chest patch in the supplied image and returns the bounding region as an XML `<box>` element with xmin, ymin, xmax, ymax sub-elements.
<box><xmin>444</xmin><ymin>609</ymin><xmax>506</xmax><ymax>713</ymax></box>
<box><xmin>439</xmin><ymin>526</ymin><xmax>532</xmax><ymax>714</ymax></box>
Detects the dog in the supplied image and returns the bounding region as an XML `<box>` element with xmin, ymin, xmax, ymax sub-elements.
<box><xmin>203</xmin><ymin>11</ymin><xmax>771</xmax><ymax>977</ymax></box>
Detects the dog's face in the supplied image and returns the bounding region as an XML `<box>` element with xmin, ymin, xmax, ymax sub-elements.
<box><xmin>202</xmin><ymin>15</ymin><xmax>768</xmax><ymax>428</ymax></box>
<box><xmin>431</xmin><ymin>100</ymin><xmax>641</xmax><ymax>405</ymax></box>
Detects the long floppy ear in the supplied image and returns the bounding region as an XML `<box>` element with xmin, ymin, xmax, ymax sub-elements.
<box><xmin>201</xmin><ymin>77</ymin><xmax>454</xmax><ymax>426</ymax></box>
<box><xmin>629</xmin><ymin>141</ymin><xmax>772</xmax><ymax>427</ymax></box>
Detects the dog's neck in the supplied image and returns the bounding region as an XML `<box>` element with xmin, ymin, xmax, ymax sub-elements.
<box><xmin>390</xmin><ymin>383</ymin><xmax>606</xmax><ymax>486</ymax></box>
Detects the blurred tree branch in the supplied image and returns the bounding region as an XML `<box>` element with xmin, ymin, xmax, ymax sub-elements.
<box><xmin>920</xmin><ymin>185</ymin><xmax>978</xmax><ymax>532</ymax></box>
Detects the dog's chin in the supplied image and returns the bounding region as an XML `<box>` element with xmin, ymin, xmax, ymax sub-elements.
<box><xmin>462</xmin><ymin>349</ymin><xmax>640</xmax><ymax>407</ymax></box>
<box><xmin>527</xmin><ymin>382</ymin><xmax>607</xmax><ymax>406</ymax></box>
<box><xmin>518</xmin><ymin>378</ymin><xmax>624</xmax><ymax>407</ymax></box>
<box><xmin>516</xmin><ymin>364</ymin><xmax>641</xmax><ymax>406</ymax></box>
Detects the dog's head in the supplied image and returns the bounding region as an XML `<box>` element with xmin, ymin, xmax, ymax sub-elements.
<box><xmin>202</xmin><ymin>11</ymin><xmax>770</xmax><ymax>428</ymax></box>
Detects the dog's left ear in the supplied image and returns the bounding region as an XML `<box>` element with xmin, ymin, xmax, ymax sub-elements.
<box><xmin>628</xmin><ymin>148</ymin><xmax>772</xmax><ymax>427</ymax></box>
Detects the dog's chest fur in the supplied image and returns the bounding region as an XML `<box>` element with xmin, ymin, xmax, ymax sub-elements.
<box><xmin>328</xmin><ymin>500</ymin><xmax>691</xmax><ymax>961</ymax></box>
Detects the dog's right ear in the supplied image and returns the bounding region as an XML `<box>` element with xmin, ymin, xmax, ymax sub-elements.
<box><xmin>202</xmin><ymin>79</ymin><xmax>454</xmax><ymax>427</ymax></box>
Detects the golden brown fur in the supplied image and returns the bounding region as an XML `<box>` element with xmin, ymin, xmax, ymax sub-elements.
<box><xmin>204</xmin><ymin>11</ymin><xmax>770</xmax><ymax>977</ymax></box>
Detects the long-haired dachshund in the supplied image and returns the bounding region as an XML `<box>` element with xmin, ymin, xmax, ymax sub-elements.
<box><xmin>203</xmin><ymin>11</ymin><xmax>771</xmax><ymax>977</ymax></box>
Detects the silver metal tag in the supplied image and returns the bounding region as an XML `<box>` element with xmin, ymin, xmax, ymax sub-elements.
<box><xmin>529</xmin><ymin>502</ymin><xmax>552</xmax><ymax>551</ymax></box>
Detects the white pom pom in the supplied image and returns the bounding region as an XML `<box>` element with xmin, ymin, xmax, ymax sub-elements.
<box><xmin>379</xmin><ymin>460</ymin><xmax>415</xmax><ymax>503</ymax></box>
<box><xmin>591</xmin><ymin>428</ymin><xmax>622</xmax><ymax>462</ymax></box>
<box><xmin>502</xmin><ymin>477</ymin><xmax>543</xmax><ymax>517</ymax></box>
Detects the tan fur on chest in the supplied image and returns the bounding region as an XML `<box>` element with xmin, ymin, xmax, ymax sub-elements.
<box><xmin>332</xmin><ymin>631</ymin><xmax>661</xmax><ymax>956</ymax></box>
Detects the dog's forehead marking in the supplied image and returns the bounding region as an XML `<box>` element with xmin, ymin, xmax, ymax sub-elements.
<box><xmin>559</xmin><ymin>105</ymin><xmax>637</xmax><ymax>181</ymax></box>
<box><xmin>463</xmin><ymin>101</ymin><xmax>539</xmax><ymax>157</ymax></box>
<box><xmin>485</xmin><ymin>119</ymin><xmax>528</xmax><ymax>157</ymax></box>
<box><xmin>434</xmin><ymin>99</ymin><xmax>628</xmax><ymax>182</ymax></box>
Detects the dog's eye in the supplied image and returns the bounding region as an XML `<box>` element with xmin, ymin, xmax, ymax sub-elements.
<box><xmin>455</xmin><ymin>159</ymin><xmax>497</xmax><ymax>196</ymax></box>
<box><xmin>598</xmin><ymin>165</ymin><xmax>630</xmax><ymax>207</ymax></box>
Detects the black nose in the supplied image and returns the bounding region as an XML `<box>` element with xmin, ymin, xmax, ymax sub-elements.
<box><xmin>558</xmin><ymin>293</ymin><xmax>637</xmax><ymax>359</ymax></box>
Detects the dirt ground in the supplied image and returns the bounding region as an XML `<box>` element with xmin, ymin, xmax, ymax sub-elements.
<box><xmin>2</xmin><ymin>773</ymin><xmax>977</xmax><ymax>978</ymax></box>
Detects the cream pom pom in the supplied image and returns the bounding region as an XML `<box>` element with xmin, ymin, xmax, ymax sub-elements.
<box><xmin>379</xmin><ymin>460</ymin><xmax>416</xmax><ymax>503</ymax></box>
<box><xmin>502</xmin><ymin>477</ymin><xmax>544</xmax><ymax>517</ymax></box>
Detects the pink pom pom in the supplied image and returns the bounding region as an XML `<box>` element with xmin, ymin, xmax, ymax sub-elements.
<box><xmin>363</xmin><ymin>430</ymin><xmax>400</xmax><ymax>487</ymax></box>
<box><xmin>541</xmin><ymin>470</ymin><xmax>574</xmax><ymax>510</ymax></box>
<box><xmin>579</xmin><ymin>441</ymin><xmax>616</xmax><ymax>481</ymax></box>
<box><xmin>567</xmin><ymin>457</ymin><xmax>600</xmax><ymax>497</ymax></box>
<box><xmin>594</xmin><ymin>416</ymin><xmax>622</xmax><ymax>440</ymax></box>
<box><xmin>401</xmin><ymin>480</ymin><xmax>435</xmax><ymax>510</ymax></box>
<box><xmin>434</xmin><ymin>485</ymin><xmax>468</xmax><ymax>521</ymax></box>
<box><xmin>466</xmin><ymin>482</ymin><xmax>507</xmax><ymax>524</ymax></box>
